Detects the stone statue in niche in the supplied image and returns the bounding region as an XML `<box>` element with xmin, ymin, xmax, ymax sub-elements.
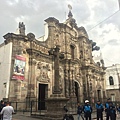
<box><xmin>37</xmin><ymin>62</ymin><xmax>50</xmax><ymax>82</ymax></box>
<box><xmin>64</xmin><ymin>69</ymin><xmax>69</xmax><ymax>97</ymax></box>
<box><xmin>100</xmin><ymin>59</ymin><xmax>105</xmax><ymax>68</ymax></box>
<box><xmin>89</xmin><ymin>83</ymin><xmax>92</xmax><ymax>91</ymax></box>
<box><xmin>80</xmin><ymin>50</ymin><xmax>83</xmax><ymax>59</ymax></box>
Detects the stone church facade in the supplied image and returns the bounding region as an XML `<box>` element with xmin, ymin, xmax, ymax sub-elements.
<box><xmin>2</xmin><ymin>10</ymin><xmax>106</xmax><ymax>109</ymax></box>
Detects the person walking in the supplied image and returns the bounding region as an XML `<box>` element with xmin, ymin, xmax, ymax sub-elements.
<box><xmin>0</xmin><ymin>100</ymin><xmax>6</xmax><ymax>120</ymax></box>
<box><xmin>0</xmin><ymin>101</ymin><xmax>14</xmax><ymax>120</ymax></box>
<box><xmin>95</xmin><ymin>100</ymin><xmax>104</xmax><ymax>120</ymax></box>
<box><xmin>83</xmin><ymin>100</ymin><xmax>92</xmax><ymax>120</ymax></box>
<box><xmin>116</xmin><ymin>104</ymin><xmax>120</xmax><ymax>113</ymax></box>
<box><xmin>77</xmin><ymin>103</ymin><xmax>83</xmax><ymax>120</ymax></box>
<box><xmin>116</xmin><ymin>104</ymin><xmax>120</xmax><ymax>117</ymax></box>
<box><xmin>105</xmin><ymin>98</ymin><xmax>113</xmax><ymax>120</ymax></box>
<box><xmin>109</xmin><ymin>102</ymin><xmax>116</xmax><ymax>120</ymax></box>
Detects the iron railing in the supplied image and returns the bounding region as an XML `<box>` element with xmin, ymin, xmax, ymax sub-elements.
<box><xmin>10</xmin><ymin>100</ymin><xmax>120</xmax><ymax>115</ymax></box>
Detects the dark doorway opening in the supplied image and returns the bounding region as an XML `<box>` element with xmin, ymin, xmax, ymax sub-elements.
<box><xmin>38</xmin><ymin>84</ymin><xmax>48</xmax><ymax>110</ymax></box>
<box><xmin>75</xmin><ymin>82</ymin><xmax>79</xmax><ymax>102</ymax></box>
<box><xmin>97</xmin><ymin>90</ymin><xmax>101</xmax><ymax>100</ymax></box>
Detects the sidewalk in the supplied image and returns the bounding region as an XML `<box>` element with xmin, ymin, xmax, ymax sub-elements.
<box><xmin>16</xmin><ymin>112</ymin><xmax>100</xmax><ymax>120</ymax></box>
<box><xmin>73</xmin><ymin>112</ymin><xmax>104</xmax><ymax>120</ymax></box>
<box><xmin>15</xmin><ymin>111</ymin><xmax>103</xmax><ymax>119</ymax></box>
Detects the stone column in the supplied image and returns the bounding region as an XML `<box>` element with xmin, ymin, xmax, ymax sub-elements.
<box><xmin>53</xmin><ymin>46</ymin><xmax>61</xmax><ymax>93</ymax></box>
<box><xmin>68</xmin><ymin>65</ymin><xmax>77</xmax><ymax>114</ymax></box>
<box><xmin>69</xmin><ymin>70</ymin><xmax>73</xmax><ymax>96</ymax></box>
<box><xmin>72</xmin><ymin>69</ymin><xmax>76</xmax><ymax>97</ymax></box>
<box><xmin>27</xmin><ymin>58</ymin><xmax>36</xmax><ymax>100</ymax></box>
<box><xmin>65</xmin><ymin>68</ymin><xmax>70</xmax><ymax>97</ymax></box>
<box><xmin>45</xmin><ymin>46</ymin><xmax>69</xmax><ymax>120</ymax></box>
<box><xmin>68</xmin><ymin>62</ymin><xmax>75</xmax><ymax>97</ymax></box>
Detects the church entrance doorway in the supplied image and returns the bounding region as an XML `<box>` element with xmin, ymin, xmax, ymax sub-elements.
<box><xmin>75</xmin><ymin>81</ymin><xmax>80</xmax><ymax>102</ymax></box>
<box><xmin>38</xmin><ymin>84</ymin><xmax>48</xmax><ymax>110</ymax></box>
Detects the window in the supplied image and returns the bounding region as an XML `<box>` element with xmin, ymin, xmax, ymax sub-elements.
<box><xmin>111</xmin><ymin>94</ymin><xmax>115</xmax><ymax>101</ymax></box>
<box><xmin>70</xmin><ymin>45</ymin><xmax>75</xmax><ymax>59</ymax></box>
<box><xmin>109</xmin><ymin>76</ymin><xmax>114</xmax><ymax>85</ymax></box>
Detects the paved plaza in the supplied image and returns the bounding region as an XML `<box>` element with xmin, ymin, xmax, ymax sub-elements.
<box><xmin>12</xmin><ymin>112</ymin><xmax>120</xmax><ymax>120</ymax></box>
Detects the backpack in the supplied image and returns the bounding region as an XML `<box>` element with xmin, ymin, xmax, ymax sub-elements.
<box><xmin>84</xmin><ymin>105</ymin><xmax>91</xmax><ymax>112</ymax></box>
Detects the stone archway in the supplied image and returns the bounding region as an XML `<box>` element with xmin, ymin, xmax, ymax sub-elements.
<box><xmin>74</xmin><ymin>80</ymin><xmax>81</xmax><ymax>103</ymax></box>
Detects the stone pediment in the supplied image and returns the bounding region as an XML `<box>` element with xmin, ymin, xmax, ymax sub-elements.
<box><xmin>78</xmin><ymin>26</ymin><xmax>88</xmax><ymax>38</ymax></box>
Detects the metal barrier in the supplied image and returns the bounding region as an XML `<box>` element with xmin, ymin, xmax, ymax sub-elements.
<box><xmin>30</xmin><ymin>100</ymin><xmax>47</xmax><ymax>115</ymax></box>
<box><xmin>10</xmin><ymin>101</ymin><xmax>120</xmax><ymax>115</ymax></box>
<box><xmin>10</xmin><ymin>100</ymin><xmax>47</xmax><ymax>115</ymax></box>
<box><xmin>10</xmin><ymin>101</ymin><xmax>29</xmax><ymax>113</ymax></box>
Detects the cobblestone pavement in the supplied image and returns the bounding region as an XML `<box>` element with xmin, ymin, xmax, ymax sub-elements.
<box><xmin>13</xmin><ymin>114</ymin><xmax>39</xmax><ymax>120</ymax></box>
<box><xmin>74</xmin><ymin>113</ymin><xmax>120</xmax><ymax>120</ymax></box>
<box><xmin>12</xmin><ymin>112</ymin><xmax>120</xmax><ymax>120</ymax></box>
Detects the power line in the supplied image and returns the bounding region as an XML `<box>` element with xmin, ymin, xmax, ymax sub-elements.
<box><xmin>88</xmin><ymin>10</ymin><xmax>120</xmax><ymax>31</ymax></box>
<box><xmin>104</xmin><ymin>57</ymin><xmax>118</xmax><ymax>64</ymax></box>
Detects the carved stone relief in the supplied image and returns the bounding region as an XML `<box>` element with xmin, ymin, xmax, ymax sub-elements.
<box><xmin>36</xmin><ymin>62</ymin><xmax>51</xmax><ymax>82</ymax></box>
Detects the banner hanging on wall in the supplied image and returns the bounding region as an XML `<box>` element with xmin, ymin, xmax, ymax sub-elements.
<box><xmin>12</xmin><ymin>55</ymin><xmax>26</xmax><ymax>80</ymax></box>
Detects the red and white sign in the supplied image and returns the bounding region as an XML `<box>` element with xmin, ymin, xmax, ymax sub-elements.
<box><xmin>12</xmin><ymin>55</ymin><xmax>26</xmax><ymax>80</ymax></box>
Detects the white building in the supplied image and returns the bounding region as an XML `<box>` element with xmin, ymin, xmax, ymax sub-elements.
<box><xmin>0</xmin><ymin>42</ymin><xmax>12</xmax><ymax>100</ymax></box>
<box><xmin>106</xmin><ymin>64</ymin><xmax>120</xmax><ymax>101</ymax></box>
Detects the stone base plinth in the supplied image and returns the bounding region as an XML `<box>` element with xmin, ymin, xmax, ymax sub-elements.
<box><xmin>44</xmin><ymin>94</ymin><xmax>69</xmax><ymax>120</ymax></box>
<box><xmin>67</xmin><ymin>96</ymin><xmax>77</xmax><ymax>114</ymax></box>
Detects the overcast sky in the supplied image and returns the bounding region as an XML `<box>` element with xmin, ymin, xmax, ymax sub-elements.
<box><xmin>0</xmin><ymin>0</ymin><xmax>120</xmax><ymax>67</ymax></box>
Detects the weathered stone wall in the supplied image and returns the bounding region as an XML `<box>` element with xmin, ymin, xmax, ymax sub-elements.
<box><xmin>3</xmin><ymin>14</ymin><xmax>106</xmax><ymax>107</ymax></box>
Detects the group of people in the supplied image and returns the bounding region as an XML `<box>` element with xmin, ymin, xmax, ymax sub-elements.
<box><xmin>0</xmin><ymin>100</ymin><xmax>14</xmax><ymax>120</ymax></box>
<box><xmin>77</xmin><ymin>98</ymin><xmax>120</xmax><ymax>120</ymax></box>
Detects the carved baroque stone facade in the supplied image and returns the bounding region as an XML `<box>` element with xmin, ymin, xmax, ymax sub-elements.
<box><xmin>3</xmin><ymin>12</ymin><xmax>106</xmax><ymax>105</ymax></box>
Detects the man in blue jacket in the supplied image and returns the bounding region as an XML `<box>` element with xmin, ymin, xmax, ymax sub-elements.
<box><xmin>109</xmin><ymin>102</ymin><xmax>116</xmax><ymax>120</ymax></box>
<box><xmin>83</xmin><ymin>100</ymin><xmax>92</xmax><ymax>120</ymax></box>
<box><xmin>105</xmin><ymin>98</ymin><xmax>113</xmax><ymax>120</ymax></box>
<box><xmin>96</xmin><ymin>100</ymin><xmax>104</xmax><ymax>120</ymax></box>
